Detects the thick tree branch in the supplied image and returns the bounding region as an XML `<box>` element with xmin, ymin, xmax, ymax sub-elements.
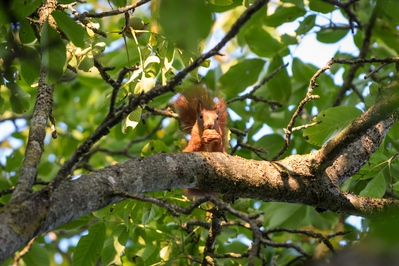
<box><xmin>314</xmin><ymin>77</ymin><xmax>399</xmax><ymax>170</ymax></box>
<box><xmin>2</xmin><ymin>136</ymin><xmax>399</xmax><ymax>261</ymax></box>
<box><xmin>324</xmin><ymin>114</ymin><xmax>398</xmax><ymax>186</ymax></box>
<box><xmin>11</xmin><ymin>64</ymin><xmax>55</xmax><ymax>203</ymax></box>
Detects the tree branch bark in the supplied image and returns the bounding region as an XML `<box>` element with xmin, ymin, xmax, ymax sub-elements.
<box><xmin>2</xmin><ymin>133</ymin><xmax>399</xmax><ymax>261</ymax></box>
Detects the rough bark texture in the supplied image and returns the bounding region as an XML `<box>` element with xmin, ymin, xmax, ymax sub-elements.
<box><xmin>1</xmin><ymin>78</ymin><xmax>398</xmax><ymax>263</ymax></box>
<box><xmin>2</xmin><ymin>121</ymin><xmax>399</xmax><ymax>262</ymax></box>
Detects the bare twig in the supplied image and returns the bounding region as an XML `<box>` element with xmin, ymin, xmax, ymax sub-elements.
<box><xmin>12</xmin><ymin>237</ymin><xmax>36</xmax><ymax>266</ymax></box>
<box><xmin>322</xmin><ymin>0</ymin><xmax>362</xmax><ymax>32</ymax></box>
<box><xmin>364</xmin><ymin>62</ymin><xmax>390</xmax><ymax>79</ymax></box>
<box><xmin>265</xmin><ymin>228</ymin><xmax>351</xmax><ymax>255</ymax></box>
<box><xmin>332</xmin><ymin>4</ymin><xmax>377</xmax><ymax>106</ymax></box>
<box><xmin>226</xmin><ymin>63</ymin><xmax>288</xmax><ymax>111</ymax></box>
<box><xmin>273</xmin><ymin>56</ymin><xmax>399</xmax><ymax>160</ymax></box>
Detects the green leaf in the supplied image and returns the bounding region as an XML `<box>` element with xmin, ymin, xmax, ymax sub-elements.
<box><xmin>19</xmin><ymin>18</ymin><xmax>37</xmax><ymax>43</ymax></box>
<box><xmin>265</xmin><ymin>55</ymin><xmax>291</xmax><ymax>102</ymax></box>
<box><xmin>244</xmin><ymin>25</ymin><xmax>287</xmax><ymax>57</ymax></box>
<box><xmin>142</xmin><ymin>204</ymin><xmax>158</xmax><ymax>226</ymax></box>
<box><xmin>9</xmin><ymin>0</ymin><xmax>41</xmax><ymax>21</ymax></box>
<box><xmin>359</xmin><ymin>171</ymin><xmax>386</xmax><ymax>198</ymax></box>
<box><xmin>264</xmin><ymin>203</ymin><xmax>304</xmax><ymax>229</ymax></box>
<box><xmin>8</xmin><ymin>82</ymin><xmax>31</xmax><ymax>114</ymax></box>
<box><xmin>101</xmin><ymin>230</ymin><xmax>125</xmax><ymax>265</ymax></box>
<box><xmin>256</xmin><ymin>134</ymin><xmax>285</xmax><ymax>159</ymax></box>
<box><xmin>379</xmin><ymin>0</ymin><xmax>399</xmax><ymax>24</ymax></box>
<box><xmin>93</xmin><ymin>201</ymin><xmax>128</xmax><ymax>218</ymax></box>
<box><xmin>282</xmin><ymin>0</ymin><xmax>304</xmax><ymax>8</ymax></box>
<box><xmin>208</xmin><ymin>0</ymin><xmax>242</xmax><ymax>12</ymax></box>
<box><xmin>219</xmin><ymin>58</ymin><xmax>265</xmax><ymax>97</ymax></box>
<box><xmin>177</xmin><ymin>45</ymin><xmax>204</xmax><ymax>80</ymax></box>
<box><xmin>141</xmin><ymin>140</ymin><xmax>171</xmax><ymax>157</ymax></box>
<box><xmin>109</xmin><ymin>0</ymin><xmax>127</xmax><ymax>7</ymax></box>
<box><xmin>20</xmin><ymin>46</ymin><xmax>40</xmax><ymax>85</ymax></box>
<box><xmin>316</xmin><ymin>28</ymin><xmax>349</xmax><ymax>43</ymax></box>
<box><xmin>264</xmin><ymin>6</ymin><xmax>306</xmax><ymax>27</ymax></box>
<box><xmin>308</xmin><ymin>0</ymin><xmax>335</xmax><ymax>13</ymax></box>
<box><xmin>160</xmin><ymin>0</ymin><xmax>213</xmax><ymax>52</ymax></box>
<box><xmin>364</xmin><ymin>82</ymin><xmax>379</xmax><ymax>109</ymax></box>
<box><xmin>303</xmin><ymin>106</ymin><xmax>363</xmax><ymax>146</ymax></box>
<box><xmin>292</xmin><ymin>58</ymin><xmax>318</xmax><ymax>84</ymax></box>
<box><xmin>52</xmin><ymin>10</ymin><xmax>87</xmax><ymax>48</ymax></box>
<box><xmin>0</xmin><ymin>94</ymin><xmax>5</xmax><ymax>113</ymax></box>
<box><xmin>305</xmin><ymin>207</ymin><xmax>338</xmax><ymax>230</ymax></box>
<box><xmin>210</xmin><ymin>0</ymin><xmax>233</xmax><ymax>6</ymax></box>
<box><xmin>58</xmin><ymin>215</ymin><xmax>91</xmax><ymax>230</ymax></box>
<box><xmin>73</xmin><ymin>222</ymin><xmax>106</xmax><ymax>266</ymax></box>
<box><xmin>136</xmin><ymin>244</ymin><xmax>157</xmax><ymax>262</ymax></box>
<box><xmin>41</xmin><ymin>20</ymin><xmax>66</xmax><ymax>84</ymax></box>
<box><xmin>391</xmin><ymin>180</ymin><xmax>399</xmax><ymax>192</ymax></box>
<box><xmin>22</xmin><ymin>243</ymin><xmax>50</xmax><ymax>266</ymax></box>
<box><xmin>122</xmin><ymin>108</ymin><xmax>142</xmax><ymax>133</ymax></box>
<box><xmin>296</xmin><ymin>15</ymin><xmax>316</xmax><ymax>35</ymax></box>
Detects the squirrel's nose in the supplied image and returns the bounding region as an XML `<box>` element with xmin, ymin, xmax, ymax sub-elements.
<box><xmin>204</xmin><ymin>123</ymin><xmax>214</xmax><ymax>130</ymax></box>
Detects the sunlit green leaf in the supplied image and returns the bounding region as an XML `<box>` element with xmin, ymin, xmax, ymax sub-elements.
<box><xmin>308</xmin><ymin>0</ymin><xmax>335</xmax><ymax>13</ymax></box>
<box><xmin>210</xmin><ymin>0</ymin><xmax>233</xmax><ymax>6</ymax></box>
<box><xmin>52</xmin><ymin>10</ymin><xmax>88</xmax><ymax>48</ymax></box>
<box><xmin>142</xmin><ymin>204</ymin><xmax>158</xmax><ymax>226</ymax></box>
<box><xmin>136</xmin><ymin>244</ymin><xmax>157</xmax><ymax>262</ymax></box>
<box><xmin>122</xmin><ymin>108</ymin><xmax>142</xmax><ymax>133</ymax></box>
<box><xmin>264</xmin><ymin>6</ymin><xmax>306</xmax><ymax>27</ymax></box>
<box><xmin>303</xmin><ymin>106</ymin><xmax>363</xmax><ymax>146</ymax></box>
<box><xmin>141</xmin><ymin>140</ymin><xmax>171</xmax><ymax>156</ymax></box>
<box><xmin>109</xmin><ymin>0</ymin><xmax>126</xmax><ymax>7</ymax></box>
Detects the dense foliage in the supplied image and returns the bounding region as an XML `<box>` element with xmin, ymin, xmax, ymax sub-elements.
<box><xmin>1</xmin><ymin>0</ymin><xmax>399</xmax><ymax>265</ymax></box>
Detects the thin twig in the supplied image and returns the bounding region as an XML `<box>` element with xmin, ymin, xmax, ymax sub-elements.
<box><xmin>273</xmin><ymin>56</ymin><xmax>399</xmax><ymax>160</ymax></box>
<box><xmin>12</xmin><ymin>237</ymin><xmax>36</xmax><ymax>266</ymax></box>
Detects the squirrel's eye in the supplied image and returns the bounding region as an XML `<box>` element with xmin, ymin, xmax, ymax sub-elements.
<box><xmin>199</xmin><ymin>114</ymin><xmax>203</xmax><ymax>119</ymax></box>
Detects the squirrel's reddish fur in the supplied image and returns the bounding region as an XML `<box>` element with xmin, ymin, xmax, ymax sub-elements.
<box><xmin>174</xmin><ymin>87</ymin><xmax>228</xmax><ymax>153</ymax></box>
<box><xmin>174</xmin><ymin>87</ymin><xmax>228</xmax><ymax>197</ymax></box>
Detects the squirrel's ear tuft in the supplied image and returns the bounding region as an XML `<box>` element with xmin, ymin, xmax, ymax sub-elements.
<box><xmin>197</xmin><ymin>99</ymin><xmax>203</xmax><ymax>114</ymax></box>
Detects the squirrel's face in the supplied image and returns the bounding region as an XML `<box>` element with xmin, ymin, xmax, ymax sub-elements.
<box><xmin>198</xmin><ymin>109</ymin><xmax>219</xmax><ymax>131</ymax></box>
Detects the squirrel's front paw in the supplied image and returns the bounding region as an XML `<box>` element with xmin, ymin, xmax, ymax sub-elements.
<box><xmin>202</xmin><ymin>129</ymin><xmax>222</xmax><ymax>144</ymax></box>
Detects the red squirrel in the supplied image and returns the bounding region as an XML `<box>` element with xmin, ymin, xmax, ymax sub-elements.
<box><xmin>174</xmin><ymin>87</ymin><xmax>228</xmax><ymax>197</ymax></box>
